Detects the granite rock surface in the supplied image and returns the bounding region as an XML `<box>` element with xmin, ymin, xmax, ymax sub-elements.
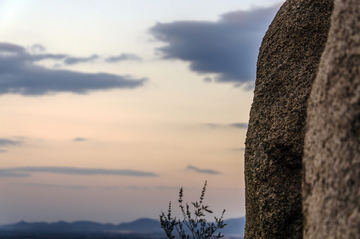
<box><xmin>303</xmin><ymin>0</ymin><xmax>360</xmax><ymax>238</ymax></box>
<box><xmin>244</xmin><ymin>0</ymin><xmax>333</xmax><ymax>238</ymax></box>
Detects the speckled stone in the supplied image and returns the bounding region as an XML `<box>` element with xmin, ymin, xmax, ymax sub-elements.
<box><xmin>244</xmin><ymin>0</ymin><xmax>333</xmax><ymax>238</ymax></box>
<box><xmin>303</xmin><ymin>0</ymin><xmax>360</xmax><ymax>238</ymax></box>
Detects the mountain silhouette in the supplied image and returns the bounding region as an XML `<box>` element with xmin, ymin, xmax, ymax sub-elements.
<box><xmin>0</xmin><ymin>217</ymin><xmax>245</xmax><ymax>236</ymax></box>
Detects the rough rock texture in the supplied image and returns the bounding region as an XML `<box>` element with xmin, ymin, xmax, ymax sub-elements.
<box><xmin>303</xmin><ymin>0</ymin><xmax>360</xmax><ymax>238</ymax></box>
<box><xmin>244</xmin><ymin>0</ymin><xmax>333</xmax><ymax>238</ymax></box>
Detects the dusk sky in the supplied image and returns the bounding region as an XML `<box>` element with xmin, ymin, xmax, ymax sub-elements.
<box><xmin>0</xmin><ymin>0</ymin><xmax>283</xmax><ymax>225</ymax></box>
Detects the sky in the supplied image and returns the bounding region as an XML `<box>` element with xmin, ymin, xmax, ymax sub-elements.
<box><xmin>0</xmin><ymin>0</ymin><xmax>283</xmax><ymax>225</ymax></box>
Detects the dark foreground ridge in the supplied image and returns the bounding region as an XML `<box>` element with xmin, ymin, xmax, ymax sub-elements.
<box><xmin>0</xmin><ymin>217</ymin><xmax>245</xmax><ymax>239</ymax></box>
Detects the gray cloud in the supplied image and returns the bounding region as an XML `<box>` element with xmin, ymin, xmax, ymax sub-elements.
<box><xmin>99</xmin><ymin>185</ymin><xmax>186</xmax><ymax>191</ymax></box>
<box><xmin>203</xmin><ymin>77</ymin><xmax>212</xmax><ymax>82</ymax></box>
<box><xmin>64</xmin><ymin>54</ymin><xmax>99</xmax><ymax>65</ymax></box>
<box><xmin>0</xmin><ymin>138</ymin><xmax>22</xmax><ymax>146</ymax></box>
<box><xmin>0</xmin><ymin>166</ymin><xmax>158</xmax><ymax>178</ymax></box>
<box><xmin>228</xmin><ymin>123</ymin><xmax>248</xmax><ymax>129</ymax></box>
<box><xmin>126</xmin><ymin>185</ymin><xmax>181</xmax><ymax>190</ymax></box>
<box><xmin>157</xmin><ymin>186</ymin><xmax>181</xmax><ymax>190</ymax></box>
<box><xmin>150</xmin><ymin>4</ymin><xmax>280</xmax><ymax>85</ymax></box>
<box><xmin>0</xmin><ymin>171</ymin><xmax>30</xmax><ymax>178</ymax></box>
<box><xmin>30</xmin><ymin>44</ymin><xmax>46</xmax><ymax>53</ymax></box>
<box><xmin>204</xmin><ymin>123</ymin><xmax>223</xmax><ymax>128</ymax></box>
<box><xmin>0</xmin><ymin>138</ymin><xmax>23</xmax><ymax>153</ymax></box>
<box><xmin>204</xmin><ymin>122</ymin><xmax>248</xmax><ymax>129</ymax></box>
<box><xmin>127</xmin><ymin>185</ymin><xmax>149</xmax><ymax>190</ymax></box>
<box><xmin>98</xmin><ymin>186</ymin><xmax>122</xmax><ymax>190</ymax></box>
<box><xmin>186</xmin><ymin>165</ymin><xmax>221</xmax><ymax>175</ymax></box>
<box><xmin>31</xmin><ymin>53</ymin><xmax>68</xmax><ymax>62</ymax></box>
<box><xmin>12</xmin><ymin>183</ymin><xmax>89</xmax><ymax>190</ymax></box>
<box><xmin>73</xmin><ymin>137</ymin><xmax>86</xmax><ymax>142</ymax></box>
<box><xmin>105</xmin><ymin>53</ymin><xmax>142</xmax><ymax>63</ymax></box>
<box><xmin>0</xmin><ymin>42</ymin><xmax>147</xmax><ymax>96</ymax></box>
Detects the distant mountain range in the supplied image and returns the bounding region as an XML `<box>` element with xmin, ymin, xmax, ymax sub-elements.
<box><xmin>0</xmin><ymin>217</ymin><xmax>245</xmax><ymax>237</ymax></box>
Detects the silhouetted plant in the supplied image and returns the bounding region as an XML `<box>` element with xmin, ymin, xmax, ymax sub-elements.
<box><xmin>160</xmin><ymin>181</ymin><xmax>226</xmax><ymax>239</ymax></box>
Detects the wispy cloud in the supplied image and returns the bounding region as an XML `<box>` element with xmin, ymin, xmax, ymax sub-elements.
<box><xmin>99</xmin><ymin>185</ymin><xmax>181</xmax><ymax>191</ymax></box>
<box><xmin>150</xmin><ymin>4</ymin><xmax>280</xmax><ymax>86</ymax></box>
<box><xmin>105</xmin><ymin>53</ymin><xmax>142</xmax><ymax>63</ymax></box>
<box><xmin>0</xmin><ymin>166</ymin><xmax>158</xmax><ymax>178</ymax></box>
<box><xmin>11</xmin><ymin>183</ymin><xmax>89</xmax><ymax>190</ymax></box>
<box><xmin>0</xmin><ymin>42</ymin><xmax>147</xmax><ymax>96</ymax></box>
<box><xmin>0</xmin><ymin>138</ymin><xmax>22</xmax><ymax>146</ymax></box>
<box><xmin>73</xmin><ymin>137</ymin><xmax>86</xmax><ymax>142</ymax></box>
<box><xmin>0</xmin><ymin>138</ymin><xmax>23</xmax><ymax>153</ymax></box>
<box><xmin>63</xmin><ymin>54</ymin><xmax>99</xmax><ymax>65</ymax></box>
<box><xmin>126</xmin><ymin>185</ymin><xmax>184</xmax><ymax>190</ymax></box>
<box><xmin>156</xmin><ymin>186</ymin><xmax>182</xmax><ymax>190</ymax></box>
<box><xmin>186</xmin><ymin>165</ymin><xmax>221</xmax><ymax>175</ymax></box>
<box><xmin>204</xmin><ymin>123</ymin><xmax>248</xmax><ymax>129</ymax></box>
<box><xmin>30</xmin><ymin>43</ymin><xmax>46</xmax><ymax>53</ymax></box>
<box><xmin>228</xmin><ymin>123</ymin><xmax>248</xmax><ymax>129</ymax></box>
<box><xmin>98</xmin><ymin>186</ymin><xmax>122</xmax><ymax>190</ymax></box>
<box><xmin>126</xmin><ymin>185</ymin><xmax>149</xmax><ymax>190</ymax></box>
<box><xmin>0</xmin><ymin>171</ymin><xmax>30</xmax><ymax>178</ymax></box>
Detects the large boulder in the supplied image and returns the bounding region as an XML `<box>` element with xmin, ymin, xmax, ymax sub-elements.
<box><xmin>303</xmin><ymin>0</ymin><xmax>360</xmax><ymax>238</ymax></box>
<box><xmin>244</xmin><ymin>0</ymin><xmax>333</xmax><ymax>238</ymax></box>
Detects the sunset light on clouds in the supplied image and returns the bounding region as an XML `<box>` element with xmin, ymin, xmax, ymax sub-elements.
<box><xmin>0</xmin><ymin>0</ymin><xmax>282</xmax><ymax>224</ymax></box>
